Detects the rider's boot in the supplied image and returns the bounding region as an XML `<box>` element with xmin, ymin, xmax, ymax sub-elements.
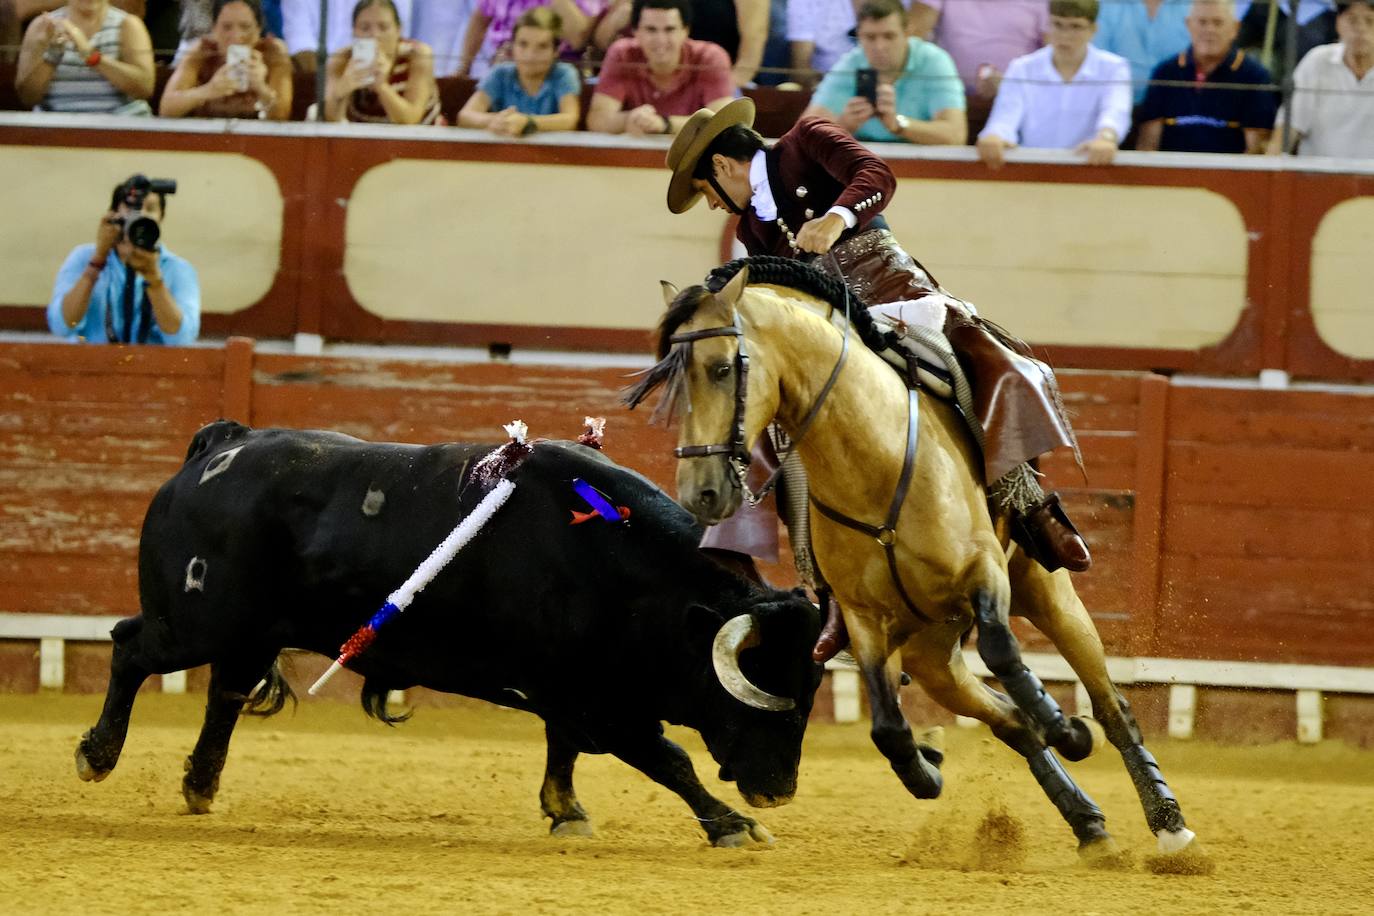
<box><xmin>811</xmin><ymin>593</ymin><xmax>850</xmax><ymax>663</ymax></box>
<box><xmin>1011</xmin><ymin>492</ymin><xmax>1091</xmax><ymax>573</ymax></box>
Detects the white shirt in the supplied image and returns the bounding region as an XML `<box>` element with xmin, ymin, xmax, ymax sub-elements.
<box><xmin>747</xmin><ymin>151</ymin><xmax>855</xmax><ymax>229</ymax></box>
<box><xmin>282</xmin><ymin>0</ymin><xmax>415</xmax><ymax>56</ymax></box>
<box><xmin>1280</xmin><ymin>43</ymin><xmax>1374</xmax><ymax>159</ymax></box>
<box><xmin>786</xmin><ymin>0</ymin><xmax>857</xmax><ymax>74</ymax></box>
<box><xmin>979</xmin><ymin>45</ymin><xmax>1133</xmax><ymax>149</ymax></box>
<box><xmin>411</xmin><ymin>0</ymin><xmax>476</xmax><ymax>77</ymax></box>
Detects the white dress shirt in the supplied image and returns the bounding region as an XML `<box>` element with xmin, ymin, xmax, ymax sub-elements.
<box><xmin>979</xmin><ymin>45</ymin><xmax>1133</xmax><ymax>149</ymax></box>
<box><xmin>1280</xmin><ymin>43</ymin><xmax>1374</xmax><ymax>159</ymax></box>
<box><xmin>747</xmin><ymin>151</ymin><xmax>855</xmax><ymax>229</ymax></box>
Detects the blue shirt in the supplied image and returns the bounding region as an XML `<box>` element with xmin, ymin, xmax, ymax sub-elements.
<box><xmin>48</xmin><ymin>243</ymin><xmax>201</xmax><ymax>346</ymax></box>
<box><xmin>811</xmin><ymin>38</ymin><xmax>965</xmax><ymax>143</ymax></box>
<box><xmin>1093</xmin><ymin>0</ymin><xmax>1192</xmax><ymax>105</ymax></box>
<box><xmin>477</xmin><ymin>62</ymin><xmax>581</xmax><ymax>116</ymax></box>
<box><xmin>1139</xmin><ymin>47</ymin><xmax>1278</xmax><ymax>153</ymax></box>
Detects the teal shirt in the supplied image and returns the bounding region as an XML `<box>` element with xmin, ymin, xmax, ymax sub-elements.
<box><xmin>811</xmin><ymin>38</ymin><xmax>965</xmax><ymax>143</ymax></box>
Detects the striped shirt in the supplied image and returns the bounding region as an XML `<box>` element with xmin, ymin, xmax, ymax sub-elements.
<box><xmin>345</xmin><ymin>40</ymin><xmax>440</xmax><ymax>125</ymax></box>
<box><xmin>39</xmin><ymin>7</ymin><xmax>145</xmax><ymax>114</ymax></box>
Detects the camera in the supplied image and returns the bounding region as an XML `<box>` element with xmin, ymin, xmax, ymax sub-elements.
<box><xmin>115</xmin><ymin>174</ymin><xmax>177</xmax><ymax>252</ymax></box>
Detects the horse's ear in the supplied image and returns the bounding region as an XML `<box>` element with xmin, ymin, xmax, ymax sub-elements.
<box><xmin>716</xmin><ymin>266</ymin><xmax>750</xmax><ymax>309</ymax></box>
<box><xmin>660</xmin><ymin>281</ymin><xmax>680</xmax><ymax>309</ymax></box>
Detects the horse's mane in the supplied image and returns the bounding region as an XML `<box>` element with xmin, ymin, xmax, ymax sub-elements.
<box><xmin>623</xmin><ymin>257</ymin><xmax>895</xmax><ymax>420</ymax></box>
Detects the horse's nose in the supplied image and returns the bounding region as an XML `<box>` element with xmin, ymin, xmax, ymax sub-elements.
<box><xmin>695</xmin><ymin>488</ymin><xmax>719</xmax><ymax>515</ymax></box>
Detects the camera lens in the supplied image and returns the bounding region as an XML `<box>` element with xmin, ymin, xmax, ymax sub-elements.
<box><xmin>125</xmin><ymin>215</ymin><xmax>160</xmax><ymax>251</ymax></box>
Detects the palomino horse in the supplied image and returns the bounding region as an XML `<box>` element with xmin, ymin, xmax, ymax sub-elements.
<box><xmin>629</xmin><ymin>258</ymin><xmax>1204</xmax><ymax>866</ymax></box>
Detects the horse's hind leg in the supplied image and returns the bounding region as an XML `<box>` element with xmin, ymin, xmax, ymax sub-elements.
<box><xmin>1008</xmin><ymin>550</ymin><xmax>1197</xmax><ymax>856</ymax></box>
<box><xmin>540</xmin><ymin>723</ymin><xmax>592</xmax><ymax>837</ymax></box>
<box><xmin>76</xmin><ymin>617</ymin><xmax>152</xmax><ymax>782</ymax></box>
<box><xmin>182</xmin><ymin>651</ymin><xmax>279</xmax><ymax>814</ymax></box>
<box><xmin>907</xmin><ymin>622</ymin><xmax>1120</xmax><ymax>862</ymax></box>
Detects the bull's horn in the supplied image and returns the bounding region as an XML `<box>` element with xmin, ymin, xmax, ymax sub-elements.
<box><xmin>712</xmin><ymin>615</ymin><xmax>795</xmax><ymax>712</ymax></box>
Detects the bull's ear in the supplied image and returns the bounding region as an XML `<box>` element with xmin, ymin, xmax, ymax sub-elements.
<box><xmin>686</xmin><ymin>603</ymin><xmax>725</xmax><ymax>651</ymax></box>
<box><xmin>716</xmin><ymin>266</ymin><xmax>750</xmax><ymax>309</ymax></box>
<box><xmin>660</xmin><ymin>281</ymin><xmax>680</xmax><ymax>309</ymax></box>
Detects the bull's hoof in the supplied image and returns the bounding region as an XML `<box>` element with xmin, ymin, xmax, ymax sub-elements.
<box><xmin>1055</xmin><ymin>716</ymin><xmax>1106</xmax><ymax>763</ymax></box>
<box><xmin>1146</xmin><ymin>830</ymin><xmax>1215</xmax><ymax>875</ymax></box>
<box><xmin>713</xmin><ymin>819</ymin><xmax>774</xmax><ymax>848</ymax></box>
<box><xmin>74</xmin><ymin>743</ymin><xmax>111</xmax><ymax>783</ymax></box>
<box><xmin>549</xmin><ymin>817</ymin><xmax>594</xmax><ymax>838</ymax></box>
<box><xmin>182</xmin><ymin>783</ymin><xmax>215</xmax><ymax>815</ymax></box>
<box><xmin>1078</xmin><ymin>836</ymin><xmax>1133</xmax><ymax>871</ymax></box>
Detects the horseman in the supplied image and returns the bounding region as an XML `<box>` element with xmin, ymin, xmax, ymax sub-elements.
<box><xmin>661</xmin><ymin>97</ymin><xmax>1091</xmax><ymax>660</ymax></box>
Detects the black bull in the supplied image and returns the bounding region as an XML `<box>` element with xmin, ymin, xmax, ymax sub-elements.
<box><xmin>76</xmin><ymin>421</ymin><xmax>824</xmax><ymax>846</ymax></box>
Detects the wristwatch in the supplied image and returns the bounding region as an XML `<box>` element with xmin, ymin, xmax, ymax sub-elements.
<box><xmin>894</xmin><ymin>114</ymin><xmax>911</xmax><ymax>134</ymax></box>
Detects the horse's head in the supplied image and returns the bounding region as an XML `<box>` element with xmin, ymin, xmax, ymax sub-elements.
<box><xmin>626</xmin><ymin>267</ymin><xmax>779</xmax><ymax>527</ymax></box>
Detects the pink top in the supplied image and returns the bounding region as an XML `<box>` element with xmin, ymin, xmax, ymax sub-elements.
<box><xmin>474</xmin><ymin>0</ymin><xmax>606</xmax><ymax>74</ymax></box>
<box><xmin>924</xmin><ymin>0</ymin><xmax>1048</xmax><ymax>90</ymax></box>
<box><xmin>594</xmin><ymin>37</ymin><xmax>734</xmax><ymax>117</ymax></box>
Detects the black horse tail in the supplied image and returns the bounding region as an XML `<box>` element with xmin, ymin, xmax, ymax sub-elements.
<box><xmin>361</xmin><ymin>679</ymin><xmax>413</xmax><ymax>726</ymax></box>
<box><xmin>240</xmin><ymin>660</ymin><xmax>297</xmax><ymax>718</ymax></box>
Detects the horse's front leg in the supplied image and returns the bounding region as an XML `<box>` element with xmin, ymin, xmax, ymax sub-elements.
<box><xmin>848</xmin><ymin>614</ymin><xmax>943</xmax><ymax>799</ymax></box>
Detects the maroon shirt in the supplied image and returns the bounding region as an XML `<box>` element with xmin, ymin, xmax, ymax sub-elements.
<box><xmin>737</xmin><ymin>117</ymin><xmax>898</xmax><ymax>258</ymax></box>
<box><xmin>594</xmin><ymin>37</ymin><xmax>734</xmax><ymax>116</ymax></box>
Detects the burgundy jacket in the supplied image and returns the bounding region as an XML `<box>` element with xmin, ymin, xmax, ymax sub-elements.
<box><xmin>736</xmin><ymin>117</ymin><xmax>898</xmax><ymax>258</ymax></box>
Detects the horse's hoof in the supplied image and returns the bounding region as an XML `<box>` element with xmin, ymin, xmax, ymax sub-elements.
<box><xmin>74</xmin><ymin>744</ymin><xmax>110</xmax><ymax>783</ymax></box>
<box><xmin>916</xmin><ymin>725</ymin><xmax>946</xmax><ymax>764</ymax></box>
<box><xmin>550</xmin><ymin>818</ymin><xmax>594</xmax><ymax>838</ymax></box>
<box><xmin>1056</xmin><ymin>716</ymin><xmax>1105</xmax><ymax>762</ymax></box>
<box><xmin>1146</xmin><ymin>830</ymin><xmax>1215</xmax><ymax>875</ymax></box>
<box><xmin>1078</xmin><ymin>836</ymin><xmax>1133</xmax><ymax>871</ymax></box>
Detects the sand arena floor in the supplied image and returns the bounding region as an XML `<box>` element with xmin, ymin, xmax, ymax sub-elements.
<box><xmin>2</xmin><ymin>691</ymin><xmax>1373</xmax><ymax>915</ymax></box>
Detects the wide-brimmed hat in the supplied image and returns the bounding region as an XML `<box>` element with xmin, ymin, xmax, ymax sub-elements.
<box><xmin>664</xmin><ymin>97</ymin><xmax>756</xmax><ymax>214</ymax></box>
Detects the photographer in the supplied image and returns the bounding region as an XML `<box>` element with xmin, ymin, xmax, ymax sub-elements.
<box><xmin>47</xmin><ymin>175</ymin><xmax>200</xmax><ymax>346</ymax></box>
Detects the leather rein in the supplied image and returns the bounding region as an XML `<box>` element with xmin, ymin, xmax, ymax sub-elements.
<box><xmin>669</xmin><ymin>262</ymin><xmax>928</xmax><ymax>622</ymax></box>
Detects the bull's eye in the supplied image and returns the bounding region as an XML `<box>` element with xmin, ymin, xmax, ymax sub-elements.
<box><xmin>712</xmin><ymin>362</ymin><xmax>732</xmax><ymax>382</ymax></box>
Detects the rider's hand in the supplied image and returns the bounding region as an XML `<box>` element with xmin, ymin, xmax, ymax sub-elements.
<box><xmin>795</xmin><ymin>212</ymin><xmax>846</xmax><ymax>255</ymax></box>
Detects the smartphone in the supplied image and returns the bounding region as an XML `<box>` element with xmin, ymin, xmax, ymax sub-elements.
<box><xmin>352</xmin><ymin>37</ymin><xmax>377</xmax><ymax>86</ymax></box>
<box><xmin>226</xmin><ymin>43</ymin><xmax>250</xmax><ymax>92</ymax></box>
<box><xmin>855</xmin><ymin>67</ymin><xmax>878</xmax><ymax>106</ymax></box>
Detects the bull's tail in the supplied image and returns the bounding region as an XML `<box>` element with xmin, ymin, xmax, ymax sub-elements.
<box><xmin>184</xmin><ymin>419</ymin><xmax>252</xmax><ymax>463</ymax></box>
<box><xmin>240</xmin><ymin>659</ymin><xmax>297</xmax><ymax>718</ymax></box>
<box><xmin>361</xmin><ymin>679</ymin><xmax>413</xmax><ymax>726</ymax></box>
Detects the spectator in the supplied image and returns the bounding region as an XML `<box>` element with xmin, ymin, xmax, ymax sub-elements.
<box><xmin>411</xmin><ymin>0</ymin><xmax>478</xmax><ymax>75</ymax></box>
<box><xmin>176</xmin><ymin>0</ymin><xmax>283</xmax><ymax>60</ymax></box>
<box><xmin>1236</xmin><ymin>0</ymin><xmax>1337</xmax><ymax>82</ymax></box>
<box><xmin>456</xmin><ymin>0</ymin><xmax>598</xmax><ymax>78</ymax></box>
<box><xmin>586</xmin><ymin>0</ymin><xmax>734</xmax><ymax>135</ymax></box>
<box><xmin>909</xmin><ymin>0</ymin><xmax>1048</xmax><ymax>100</ymax></box>
<box><xmin>803</xmin><ymin>0</ymin><xmax>965</xmax><ymax>144</ymax></box>
<box><xmin>1137</xmin><ymin>0</ymin><xmax>1277</xmax><ymax>153</ymax></box>
<box><xmin>787</xmin><ymin>0</ymin><xmax>858</xmax><ymax>86</ymax></box>
<box><xmin>15</xmin><ymin>0</ymin><xmax>155</xmax><ymax>113</ymax></box>
<box><xmin>977</xmin><ymin>0</ymin><xmax>1132</xmax><ymax>169</ymax></box>
<box><xmin>283</xmin><ymin>0</ymin><xmax>413</xmax><ymax>72</ymax></box>
<box><xmin>687</xmin><ymin>0</ymin><xmax>769</xmax><ymax>86</ymax></box>
<box><xmin>1093</xmin><ymin>0</ymin><xmax>1192</xmax><ymax>104</ymax></box>
<box><xmin>323</xmin><ymin>0</ymin><xmax>439</xmax><ymax>124</ymax></box>
<box><xmin>458</xmin><ymin>6</ymin><xmax>580</xmax><ymax>133</ymax></box>
<box><xmin>159</xmin><ymin>0</ymin><xmax>292</xmax><ymax>120</ymax></box>
<box><xmin>48</xmin><ymin>175</ymin><xmax>200</xmax><ymax>346</ymax></box>
<box><xmin>591</xmin><ymin>0</ymin><xmax>768</xmax><ymax>86</ymax></box>
<box><xmin>1269</xmin><ymin>0</ymin><xmax>1374</xmax><ymax>156</ymax></box>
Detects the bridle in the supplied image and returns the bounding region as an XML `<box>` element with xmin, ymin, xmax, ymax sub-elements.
<box><xmin>669</xmin><ymin>257</ymin><xmax>853</xmax><ymax>507</ymax></box>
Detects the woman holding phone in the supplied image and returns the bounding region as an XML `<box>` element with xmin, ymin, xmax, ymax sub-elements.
<box><xmin>457</xmin><ymin>7</ymin><xmax>581</xmax><ymax>136</ymax></box>
<box><xmin>159</xmin><ymin>0</ymin><xmax>292</xmax><ymax>120</ymax></box>
<box><xmin>324</xmin><ymin>0</ymin><xmax>440</xmax><ymax>124</ymax></box>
